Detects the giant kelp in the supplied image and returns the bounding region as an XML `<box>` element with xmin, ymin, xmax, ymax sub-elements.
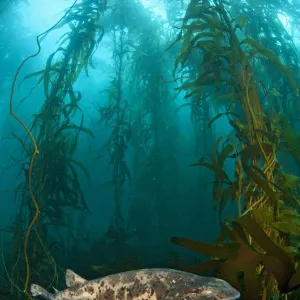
<box><xmin>128</xmin><ymin>16</ymin><xmax>180</xmax><ymax>244</ymax></box>
<box><xmin>3</xmin><ymin>0</ymin><xmax>300</xmax><ymax>299</ymax></box>
<box><xmin>170</xmin><ymin>0</ymin><xmax>300</xmax><ymax>299</ymax></box>
<box><xmin>99</xmin><ymin>0</ymin><xmax>133</xmax><ymax>227</ymax></box>
<box><xmin>7</xmin><ymin>0</ymin><xmax>106</xmax><ymax>298</ymax></box>
<box><xmin>230</xmin><ymin>0</ymin><xmax>300</xmax><ymax>123</ymax></box>
<box><xmin>172</xmin><ymin>213</ymin><xmax>300</xmax><ymax>299</ymax></box>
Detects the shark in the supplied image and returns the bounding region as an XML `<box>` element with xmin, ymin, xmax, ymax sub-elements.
<box><xmin>31</xmin><ymin>268</ymin><xmax>240</xmax><ymax>300</ymax></box>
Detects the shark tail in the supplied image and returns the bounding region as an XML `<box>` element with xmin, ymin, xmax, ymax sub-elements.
<box><xmin>30</xmin><ymin>284</ymin><xmax>54</xmax><ymax>300</ymax></box>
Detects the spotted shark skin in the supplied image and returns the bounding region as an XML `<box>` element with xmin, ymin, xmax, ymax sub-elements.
<box><xmin>30</xmin><ymin>268</ymin><xmax>240</xmax><ymax>300</ymax></box>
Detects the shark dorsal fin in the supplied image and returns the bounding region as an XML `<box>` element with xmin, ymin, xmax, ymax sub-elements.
<box><xmin>66</xmin><ymin>269</ymin><xmax>87</xmax><ymax>287</ymax></box>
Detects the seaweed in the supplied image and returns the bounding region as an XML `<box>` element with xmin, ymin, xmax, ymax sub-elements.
<box><xmin>7</xmin><ymin>0</ymin><xmax>106</xmax><ymax>297</ymax></box>
<box><xmin>98</xmin><ymin>0</ymin><xmax>133</xmax><ymax>225</ymax></box>
<box><xmin>169</xmin><ymin>0</ymin><xmax>300</xmax><ymax>299</ymax></box>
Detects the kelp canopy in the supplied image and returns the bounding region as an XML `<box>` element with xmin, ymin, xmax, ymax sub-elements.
<box><xmin>0</xmin><ymin>0</ymin><xmax>300</xmax><ymax>299</ymax></box>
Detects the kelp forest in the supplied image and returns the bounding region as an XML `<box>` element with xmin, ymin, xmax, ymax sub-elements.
<box><xmin>1</xmin><ymin>0</ymin><xmax>300</xmax><ymax>299</ymax></box>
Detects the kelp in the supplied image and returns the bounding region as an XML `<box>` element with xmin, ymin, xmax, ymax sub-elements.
<box><xmin>7</xmin><ymin>0</ymin><xmax>107</xmax><ymax>297</ymax></box>
<box><xmin>172</xmin><ymin>213</ymin><xmax>300</xmax><ymax>299</ymax></box>
<box><xmin>99</xmin><ymin>0</ymin><xmax>132</xmax><ymax>224</ymax></box>
<box><xmin>169</xmin><ymin>0</ymin><xmax>300</xmax><ymax>299</ymax></box>
<box><xmin>230</xmin><ymin>0</ymin><xmax>300</xmax><ymax>123</ymax></box>
<box><xmin>128</xmin><ymin>10</ymin><xmax>180</xmax><ymax>243</ymax></box>
<box><xmin>17</xmin><ymin>0</ymin><xmax>106</xmax><ymax>218</ymax></box>
<box><xmin>171</xmin><ymin>0</ymin><xmax>300</xmax><ymax>219</ymax></box>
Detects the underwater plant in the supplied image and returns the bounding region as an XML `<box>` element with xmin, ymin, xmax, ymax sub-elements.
<box><xmin>129</xmin><ymin>17</ymin><xmax>180</xmax><ymax>244</ymax></box>
<box><xmin>169</xmin><ymin>0</ymin><xmax>300</xmax><ymax>299</ymax></box>
<box><xmin>7</xmin><ymin>0</ymin><xmax>107</xmax><ymax>298</ymax></box>
<box><xmin>3</xmin><ymin>0</ymin><xmax>300</xmax><ymax>299</ymax></box>
<box><xmin>172</xmin><ymin>213</ymin><xmax>300</xmax><ymax>299</ymax></box>
<box><xmin>229</xmin><ymin>0</ymin><xmax>300</xmax><ymax>124</ymax></box>
<box><xmin>99</xmin><ymin>0</ymin><xmax>133</xmax><ymax>226</ymax></box>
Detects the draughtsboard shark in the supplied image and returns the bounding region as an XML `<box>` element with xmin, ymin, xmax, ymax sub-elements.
<box><xmin>31</xmin><ymin>268</ymin><xmax>240</xmax><ymax>299</ymax></box>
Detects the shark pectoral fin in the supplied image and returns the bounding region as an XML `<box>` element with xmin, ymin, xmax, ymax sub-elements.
<box><xmin>65</xmin><ymin>269</ymin><xmax>87</xmax><ymax>287</ymax></box>
<box><xmin>30</xmin><ymin>284</ymin><xmax>54</xmax><ymax>300</ymax></box>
